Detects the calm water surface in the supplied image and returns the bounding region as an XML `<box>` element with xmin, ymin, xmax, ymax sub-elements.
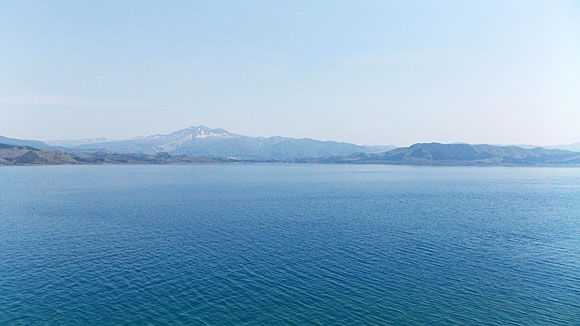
<box><xmin>1</xmin><ymin>165</ymin><xmax>579</xmax><ymax>325</ymax></box>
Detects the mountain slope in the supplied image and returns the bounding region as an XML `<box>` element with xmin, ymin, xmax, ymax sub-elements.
<box><xmin>0</xmin><ymin>143</ymin><xmax>225</xmax><ymax>165</ymax></box>
<box><xmin>67</xmin><ymin>125</ymin><xmax>395</xmax><ymax>159</ymax></box>
<box><xmin>0</xmin><ymin>136</ymin><xmax>50</xmax><ymax>150</ymax></box>
<box><xmin>316</xmin><ymin>143</ymin><xmax>580</xmax><ymax>165</ymax></box>
<box><xmin>45</xmin><ymin>137</ymin><xmax>110</xmax><ymax>147</ymax></box>
<box><xmin>546</xmin><ymin>143</ymin><xmax>580</xmax><ymax>152</ymax></box>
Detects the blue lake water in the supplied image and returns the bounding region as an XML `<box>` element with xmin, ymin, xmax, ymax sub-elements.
<box><xmin>1</xmin><ymin>164</ymin><xmax>579</xmax><ymax>325</ymax></box>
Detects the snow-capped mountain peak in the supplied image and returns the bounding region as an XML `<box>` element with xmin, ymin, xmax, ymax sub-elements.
<box><xmin>55</xmin><ymin>124</ymin><xmax>395</xmax><ymax>160</ymax></box>
<box><xmin>168</xmin><ymin>125</ymin><xmax>236</xmax><ymax>139</ymax></box>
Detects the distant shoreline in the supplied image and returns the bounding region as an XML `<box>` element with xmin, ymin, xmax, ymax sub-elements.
<box><xmin>2</xmin><ymin>161</ymin><xmax>580</xmax><ymax>168</ymax></box>
<box><xmin>2</xmin><ymin>141</ymin><xmax>580</xmax><ymax>167</ymax></box>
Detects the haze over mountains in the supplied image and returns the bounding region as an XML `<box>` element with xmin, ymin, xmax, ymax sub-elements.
<box><xmin>2</xmin><ymin>141</ymin><xmax>580</xmax><ymax>166</ymax></box>
<box><xmin>1</xmin><ymin>125</ymin><xmax>580</xmax><ymax>166</ymax></box>
<box><xmin>0</xmin><ymin>135</ymin><xmax>50</xmax><ymax>150</ymax></box>
<box><xmin>546</xmin><ymin>143</ymin><xmax>580</xmax><ymax>152</ymax></box>
<box><xmin>44</xmin><ymin>126</ymin><xmax>396</xmax><ymax>160</ymax></box>
<box><xmin>313</xmin><ymin>143</ymin><xmax>580</xmax><ymax>165</ymax></box>
<box><xmin>0</xmin><ymin>144</ymin><xmax>225</xmax><ymax>165</ymax></box>
<box><xmin>45</xmin><ymin>137</ymin><xmax>110</xmax><ymax>148</ymax></box>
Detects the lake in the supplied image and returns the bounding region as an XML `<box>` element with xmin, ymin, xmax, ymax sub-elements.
<box><xmin>1</xmin><ymin>164</ymin><xmax>579</xmax><ymax>325</ymax></box>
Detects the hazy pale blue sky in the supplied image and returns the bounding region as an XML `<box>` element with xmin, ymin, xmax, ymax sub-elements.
<box><xmin>1</xmin><ymin>1</ymin><xmax>579</xmax><ymax>146</ymax></box>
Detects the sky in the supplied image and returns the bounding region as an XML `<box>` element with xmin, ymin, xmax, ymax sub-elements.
<box><xmin>1</xmin><ymin>1</ymin><xmax>579</xmax><ymax>146</ymax></box>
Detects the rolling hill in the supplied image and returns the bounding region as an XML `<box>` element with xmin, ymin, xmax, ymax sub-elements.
<box><xmin>0</xmin><ymin>143</ymin><xmax>225</xmax><ymax>165</ymax></box>
<box><xmin>315</xmin><ymin>143</ymin><xmax>580</xmax><ymax>165</ymax></box>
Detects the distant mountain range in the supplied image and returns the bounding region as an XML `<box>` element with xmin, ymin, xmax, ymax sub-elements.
<box><xmin>494</xmin><ymin>143</ymin><xmax>580</xmax><ymax>152</ymax></box>
<box><xmin>41</xmin><ymin>126</ymin><xmax>396</xmax><ymax>160</ymax></box>
<box><xmin>45</xmin><ymin>137</ymin><xmax>111</xmax><ymax>147</ymax></box>
<box><xmin>0</xmin><ymin>144</ymin><xmax>228</xmax><ymax>165</ymax></box>
<box><xmin>0</xmin><ymin>135</ymin><xmax>51</xmax><ymax>150</ymax></box>
<box><xmin>2</xmin><ymin>141</ymin><xmax>580</xmax><ymax>166</ymax></box>
<box><xmin>309</xmin><ymin>143</ymin><xmax>580</xmax><ymax>165</ymax></box>
<box><xmin>1</xmin><ymin>126</ymin><xmax>579</xmax><ymax>166</ymax></box>
<box><xmin>546</xmin><ymin>143</ymin><xmax>580</xmax><ymax>152</ymax></box>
